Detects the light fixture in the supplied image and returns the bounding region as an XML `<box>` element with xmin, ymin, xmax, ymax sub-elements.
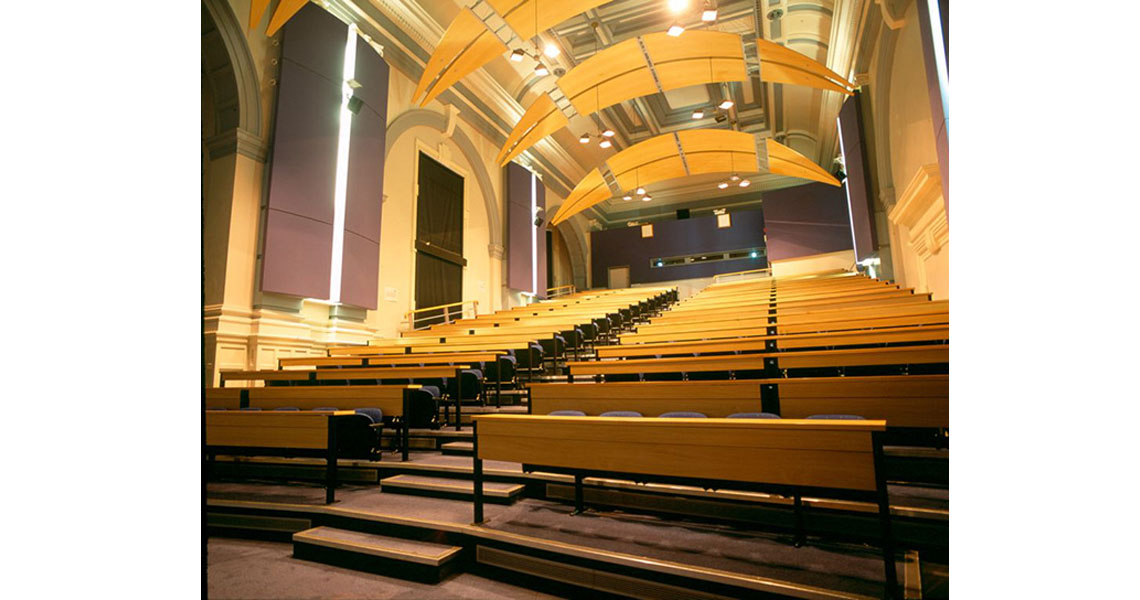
<box><xmin>730</xmin><ymin>174</ymin><xmax>740</xmax><ymax>182</ymax></box>
<box><xmin>601</xmin><ymin>129</ymin><xmax>615</xmax><ymax>137</ymax></box>
<box><xmin>636</xmin><ymin>186</ymin><xmax>646</xmax><ymax>195</ymax></box>
<box><xmin>599</xmin><ymin>139</ymin><xmax>613</xmax><ymax>148</ymax></box>
<box><xmin>738</xmin><ymin>179</ymin><xmax>751</xmax><ymax>187</ymax></box>
<box><xmin>579</xmin><ymin>133</ymin><xmax>590</xmax><ymax>144</ymax></box>
<box><xmin>642</xmin><ymin>194</ymin><xmax>652</xmax><ymax>201</ymax></box>
<box><xmin>510</xmin><ymin>48</ymin><xmax>525</xmax><ymax>62</ymax></box>
<box><xmin>668</xmin><ymin>0</ymin><xmax>689</xmax><ymax>13</ymax></box>
<box><xmin>534</xmin><ymin>63</ymin><xmax>549</xmax><ymax>76</ymax></box>
<box><xmin>719</xmin><ymin>99</ymin><xmax>734</xmax><ymax>110</ymax></box>
<box><xmin>750</xmin><ymin>250</ymin><xmax>758</xmax><ymax>258</ymax></box>
<box><xmin>543</xmin><ymin>43</ymin><xmax>560</xmax><ymax>58</ymax></box>
<box><xmin>622</xmin><ymin>194</ymin><xmax>632</xmax><ymax>201</ymax></box>
<box><xmin>667</xmin><ymin>23</ymin><xmax>685</xmax><ymax>37</ymax></box>
<box><xmin>691</xmin><ymin>109</ymin><xmax>704</xmax><ymax>119</ymax></box>
<box><xmin>717</xmin><ymin>181</ymin><xmax>729</xmax><ymax>189</ymax></box>
<box><xmin>702</xmin><ymin>8</ymin><xmax>718</xmax><ymax>22</ymax></box>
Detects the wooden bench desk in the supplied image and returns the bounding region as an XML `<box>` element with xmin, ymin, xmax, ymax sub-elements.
<box><xmin>598</xmin><ymin>325</ymin><xmax>950</xmax><ymax>359</ymax></box>
<box><xmin>471</xmin><ymin>414</ymin><xmax>899</xmax><ymax>599</ymax></box>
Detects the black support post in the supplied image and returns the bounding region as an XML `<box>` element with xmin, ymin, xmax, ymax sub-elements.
<box><xmin>325</xmin><ymin>416</ymin><xmax>339</xmax><ymax>504</ymax></box>
<box><xmin>872</xmin><ymin>434</ymin><xmax>901</xmax><ymax>600</ymax></box>
<box><xmin>793</xmin><ymin>490</ymin><xmax>805</xmax><ymax>547</ymax></box>
<box><xmin>401</xmin><ymin>388</ymin><xmax>411</xmax><ymax>462</ymax></box>
<box><xmin>571</xmin><ymin>473</ymin><xmax>585</xmax><ymax>515</ymax></box>
<box><xmin>473</xmin><ymin>421</ymin><xmax>484</xmax><ymax>524</ymax></box>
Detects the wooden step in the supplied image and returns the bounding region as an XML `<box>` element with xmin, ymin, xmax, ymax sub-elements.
<box><xmin>292</xmin><ymin>526</ymin><xmax>464</xmax><ymax>583</ymax></box>
<box><xmin>380</xmin><ymin>474</ymin><xmax>524</xmax><ymax>504</ymax></box>
<box><xmin>440</xmin><ymin>441</ymin><xmax>473</xmax><ymax>456</ymax></box>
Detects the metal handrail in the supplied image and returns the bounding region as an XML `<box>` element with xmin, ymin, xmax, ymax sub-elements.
<box><xmin>405</xmin><ymin>299</ymin><xmax>479</xmax><ymax>331</ymax></box>
<box><xmin>713</xmin><ymin>267</ymin><xmax>773</xmax><ymax>283</ymax></box>
<box><xmin>546</xmin><ymin>284</ymin><xmax>576</xmax><ymax>299</ymax></box>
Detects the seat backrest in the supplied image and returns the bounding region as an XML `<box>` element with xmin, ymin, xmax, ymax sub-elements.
<box><xmin>658</xmin><ymin>411</ymin><xmax>707</xmax><ymax>418</ymax></box>
<box><xmin>600</xmin><ymin>410</ymin><xmax>643</xmax><ymax>417</ymax></box>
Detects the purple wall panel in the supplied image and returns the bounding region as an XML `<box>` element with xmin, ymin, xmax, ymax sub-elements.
<box><xmin>261</xmin><ymin>7</ymin><xmax>346</xmax><ymax>300</ymax></box>
<box><xmin>506</xmin><ymin>164</ymin><xmax>534</xmax><ymax>292</ymax></box>
<box><xmin>838</xmin><ymin>94</ymin><xmax>876</xmax><ymax>262</ymax></box>
<box><xmin>762</xmin><ymin>182</ymin><xmax>853</xmax><ymax>262</ymax></box>
<box><xmin>590</xmin><ymin>210</ymin><xmax>767</xmax><ymax>286</ymax></box>
<box><xmin>261</xmin><ymin>211</ymin><xmax>334</xmax><ymax>299</ymax></box>
<box><xmin>535</xmin><ymin>183</ymin><xmax>547</xmax><ymax>298</ymax></box>
<box><xmin>339</xmin><ymin>231</ymin><xmax>380</xmax><ymax>309</ymax></box>
<box><xmin>338</xmin><ymin>37</ymin><xmax>389</xmax><ymax>309</ymax></box>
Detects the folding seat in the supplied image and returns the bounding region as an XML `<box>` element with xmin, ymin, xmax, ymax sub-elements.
<box><xmin>514</xmin><ymin>344</ymin><xmax>545</xmax><ymax>382</ymax></box>
<box><xmin>727</xmin><ymin>412</ymin><xmax>781</xmax><ymax>419</ymax></box>
<box><xmin>600</xmin><ymin>411</ymin><xmax>642</xmax><ymax>417</ymax></box>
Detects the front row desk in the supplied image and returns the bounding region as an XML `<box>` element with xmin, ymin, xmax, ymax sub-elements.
<box><xmin>472</xmin><ymin>414</ymin><xmax>902</xmax><ymax>600</ymax></box>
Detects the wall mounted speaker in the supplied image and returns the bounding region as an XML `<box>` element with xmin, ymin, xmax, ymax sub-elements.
<box><xmin>676</xmin><ymin>208</ymin><xmax>691</xmax><ymax>220</ymax></box>
<box><xmin>347</xmin><ymin>95</ymin><xmax>363</xmax><ymax>114</ymax></box>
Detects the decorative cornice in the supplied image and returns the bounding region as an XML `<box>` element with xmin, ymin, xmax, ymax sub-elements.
<box><xmin>889</xmin><ymin>163</ymin><xmax>947</xmax><ymax>259</ymax></box>
<box><xmin>205</xmin><ymin>127</ymin><xmax>269</xmax><ymax>162</ymax></box>
<box><xmin>488</xmin><ymin>243</ymin><xmax>505</xmax><ymax>260</ymax></box>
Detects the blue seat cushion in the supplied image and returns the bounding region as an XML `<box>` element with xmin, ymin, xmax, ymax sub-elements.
<box><xmin>354</xmin><ymin>408</ymin><xmax>383</xmax><ymax>424</ymax></box>
<box><xmin>727</xmin><ymin>412</ymin><xmax>781</xmax><ymax>419</ymax></box>
<box><xmin>419</xmin><ymin>386</ymin><xmax>441</xmax><ymax>397</ymax></box>
<box><xmin>806</xmin><ymin>414</ymin><xmax>866</xmax><ymax>420</ymax></box>
<box><xmin>600</xmin><ymin>411</ymin><xmax>642</xmax><ymax>417</ymax></box>
<box><xmin>658</xmin><ymin>411</ymin><xmax>707</xmax><ymax>418</ymax></box>
<box><xmin>548</xmin><ymin>410</ymin><xmax>586</xmax><ymax>416</ymax></box>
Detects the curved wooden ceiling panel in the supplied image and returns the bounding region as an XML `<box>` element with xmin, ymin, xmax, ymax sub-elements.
<box><xmin>498</xmin><ymin>93</ymin><xmax>564</xmax><ymax>165</ymax></box>
<box><xmin>414</xmin><ymin>9</ymin><xmax>507</xmax><ymax>107</ymax></box>
<box><xmin>550</xmin><ymin>169</ymin><xmax>608</xmax><ymax>226</ymax></box>
<box><xmin>489</xmin><ymin>0</ymin><xmax>612</xmax><ymax>41</ymax></box>
<box><xmin>249</xmin><ymin>0</ymin><xmax>270</xmax><ymax>29</ymax></box>
<box><xmin>641</xmin><ymin>31</ymin><xmax>748</xmax><ymax>90</ymax></box>
<box><xmin>498</xmin><ymin>97</ymin><xmax>570</xmax><ymax>166</ymax></box>
<box><xmin>756</xmin><ymin>38</ymin><xmax>854</xmax><ymax>96</ymax></box>
<box><xmin>558</xmin><ymin>38</ymin><xmax>654</xmax><ymax>115</ymax></box>
<box><xmin>766</xmin><ymin>139</ymin><xmax>842</xmax><ymax>187</ymax></box>
<box><xmin>266</xmin><ymin>0</ymin><xmax>309</xmax><ymax>37</ymax></box>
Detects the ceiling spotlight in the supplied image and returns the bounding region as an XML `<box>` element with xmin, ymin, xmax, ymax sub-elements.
<box><xmin>717</xmin><ymin>181</ymin><xmax>729</xmax><ymax>189</ymax></box>
<box><xmin>667</xmin><ymin>23</ymin><xmax>685</xmax><ymax>37</ymax></box>
<box><xmin>601</xmin><ymin>129</ymin><xmax>615</xmax><ymax>137</ymax></box>
<box><xmin>579</xmin><ymin>133</ymin><xmax>591</xmax><ymax>144</ymax></box>
<box><xmin>702</xmin><ymin>8</ymin><xmax>718</xmax><ymax>22</ymax></box>
<box><xmin>729</xmin><ymin>174</ymin><xmax>740</xmax><ymax>182</ymax></box>
<box><xmin>622</xmin><ymin>194</ymin><xmax>632</xmax><ymax>201</ymax></box>
<box><xmin>534</xmin><ymin>63</ymin><xmax>549</xmax><ymax>76</ymax></box>
<box><xmin>642</xmin><ymin>194</ymin><xmax>652</xmax><ymax>201</ymax></box>
<box><xmin>691</xmin><ymin>109</ymin><xmax>704</xmax><ymax>119</ymax></box>
<box><xmin>510</xmin><ymin>48</ymin><xmax>525</xmax><ymax>62</ymax></box>
<box><xmin>668</xmin><ymin>0</ymin><xmax>689</xmax><ymax>13</ymax></box>
<box><xmin>738</xmin><ymin>179</ymin><xmax>751</xmax><ymax>188</ymax></box>
<box><xmin>713</xmin><ymin>112</ymin><xmax>727</xmax><ymax>123</ymax></box>
<box><xmin>599</xmin><ymin>139</ymin><xmax>613</xmax><ymax>148</ymax></box>
<box><xmin>636</xmin><ymin>186</ymin><xmax>646</xmax><ymax>195</ymax></box>
<box><xmin>543</xmin><ymin>43</ymin><xmax>560</xmax><ymax>58</ymax></box>
<box><xmin>719</xmin><ymin>99</ymin><xmax>734</xmax><ymax>110</ymax></box>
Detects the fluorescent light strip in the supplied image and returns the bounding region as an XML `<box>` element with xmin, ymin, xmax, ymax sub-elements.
<box><xmin>836</xmin><ymin>116</ymin><xmax>859</xmax><ymax>260</ymax></box>
<box><xmin>531</xmin><ymin>172</ymin><xmax>538</xmax><ymax>296</ymax></box>
<box><xmin>329</xmin><ymin>24</ymin><xmax>358</xmax><ymax>304</ymax></box>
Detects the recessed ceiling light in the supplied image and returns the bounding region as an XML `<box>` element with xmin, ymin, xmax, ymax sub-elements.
<box><xmin>667</xmin><ymin>23</ymin><xmax>685</xmax><ymax>37</ymax></box>
<box><xmin>543</xmin><ymin>43</ymin><xmax>560</xmax><ymax>58</ymax></box>
<box><xmin>719</xmin><ymin>99</ymin><xmax>734</xmax><ymax>110</ymax></box>
<box><xmin>622</xmin><ymin>195</ymin><xmax>632</xmax><ymax>201</ymax></box>
<box><xmin>579</xmin><ymin>133</ymin><xmax>590</xmax><ymax>144</ymax></box>
<box><xmin>534</xmin><ymin>64</ymin><xmax>549</xmax><ymax>76</ymax></box>
<box><xmin>717</xmin><ymin>181</ymin><xmax>729</xmax><ymax>189</ymax></box>
<box><xmin>702</xmin><ymin>9</ymin><xmax>718</xmax><ymax>22</ymax></box>
<box><xmin>729</xmin><ymin>174</ymin><xmax>740</xmax><ymax>182</ymax></box>
<box><xmin>599</xmin><ymin>139</ymin><xmax>612</xmax><ymax>148</ymax></box>
<box><xmin>668</xmin><ymin>0</ymin><xmax>689</xmax><ymax>13</ymax></box>
<box><xmin>691</xmin><ymin>109</ymin><xmax>704</xmax><ymax>119</ymax></box>
<box><xmin>738</xmin><ymin>179</ymin><xmax>751</xmax><ymax>187</ymax></box>
<box><xmin>602</xmin><ymin>129</ymin><xmax>615</xmax><ymax>137</ymax></box>
<box><xmin>636</xmin><ymin>186</ymin><xmax>646</xmax><ymax>195</ymax></box>
<box><xmin>510</xmin><ymin>48</ymin><xmax>525</xmax><ymax>62</ymax></box>
<box><xmin>642</xmin><ymin>194</ymin><xmax>652</xmax><ymax>201</ymax></box>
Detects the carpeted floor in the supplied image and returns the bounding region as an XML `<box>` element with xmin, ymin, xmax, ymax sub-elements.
<box><xmin>207</xmin><ymin>538</ymin><xmax>561</xmax><ymax>600</ymax></box>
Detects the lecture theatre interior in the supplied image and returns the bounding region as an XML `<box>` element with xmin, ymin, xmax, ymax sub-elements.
<box><xmin>203</xmin><ymin>0</ymin><xmax>949</xmax><ymax>598</ymax></box>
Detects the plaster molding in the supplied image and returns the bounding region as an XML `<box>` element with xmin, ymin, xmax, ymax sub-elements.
<box><xmin>875</xmin><ymin>0</ymin><xmax>911</xmax><ymax>31</ymax></box>
<box><xmin>202</xmin><ymin>0</ymin><xmax>262</xmax><ymax>137</ymax></box>
<box><xmin>488</xmin><ymin>243</ymin><xmax>505</xmax><ymax>260</ymax></box>
<box><xmin>205</xmin><ymin>127</ymin><xmax>269</xmax><ymax>162</ymax></box>
<box><xmin>889</xmin><ymin>163</ymin><xmax>947</xmax><ymax>259</ymax></box>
